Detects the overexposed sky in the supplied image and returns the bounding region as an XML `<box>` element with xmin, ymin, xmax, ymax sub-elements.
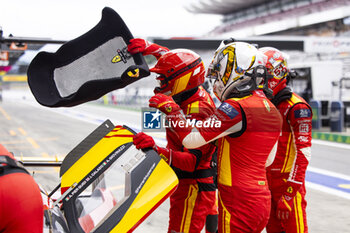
<box><xmin>0</xmin><ymin>0</ymin><xmax>222</xmax><ymax>40</ymax></box>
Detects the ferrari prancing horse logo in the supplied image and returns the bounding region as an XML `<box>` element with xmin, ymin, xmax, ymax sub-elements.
<box><xmin>112</xmin><ymin>49</ymin><xmax>127</xmax><ymax>64</ymax></box>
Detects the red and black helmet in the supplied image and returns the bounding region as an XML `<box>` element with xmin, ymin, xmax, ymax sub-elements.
<box><xmin>150</xmin><ymin>49</ymin><xmax>205</xmax><ymax>96</ymax></box>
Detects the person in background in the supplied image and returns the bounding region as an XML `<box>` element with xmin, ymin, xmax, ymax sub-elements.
<box><xmin>0</xmin><ymin>144</ymin><xmax>43</xmax><ymax>233</ymax></box>
<box><xmin>147</xmin><ymin>41</ymin><xmax>282</xmax><ymax>233</ymax></box>
<box><xmin>260</xmin><ymin>47</ymin><xmax>312</xmax><ymax>233</ymax></box>
<box><xmin>128</xmin><ymin>38</ymin><xmax>218</xmax><ymax>233</ymax></box>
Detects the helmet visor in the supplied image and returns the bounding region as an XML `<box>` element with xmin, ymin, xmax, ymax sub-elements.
<box><xmin>154</xmin><ymin>74</ymin><xmax>169</xmax><ymax>94</ymax></box>
<box><xmin>207</xmin><ymin>63</ymin><xmax>220</xmax><ymax>80</ymax></box>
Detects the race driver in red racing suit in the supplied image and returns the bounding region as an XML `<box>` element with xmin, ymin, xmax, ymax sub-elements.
<box><xmin>0</xmin><ymin>144</ymin><xmax>43</xmax><ymax>233</ymax></box>
<box><xmin>128</xmin><ymin>39</ymin><xmax>218</xmax><ymax>233</ymax></box>
<box><xmin>148</xmin><ymin>41</ymin><xmax>283</xmax><ymax>233</ymax></box>
<box><xmin>260</xmin><ymin>47</ymin><xmax>312</xmax><ymax>233</ymax></box>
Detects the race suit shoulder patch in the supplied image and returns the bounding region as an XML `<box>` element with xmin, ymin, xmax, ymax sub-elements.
<box><xmin>218</xmin><ymin>102</ymin><xmax>239</xmax><ymax>119</ymax></box>
<box><xmin>294</xmin><ymin>108</ymin><xmax>311</xmax><ymax>119</ymax></box>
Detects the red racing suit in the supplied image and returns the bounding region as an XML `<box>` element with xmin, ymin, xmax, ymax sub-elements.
<box><xmin>266</xmin><ymin>92</ymin><xmax>312</xmax><ymax>233</ymax></box>
<box><xmin>0</xmin><ymin>144</ymin><xmax>43</xmax><ymax>233</ymax></box>
<box><xmin>129</xmin><ymin>39</ymin><xmax>218</xmax><ymax>233</ymax></box>
<box><xmin>162</xmin><ymin>86</ymin><xmax>218</xmax><ymax>233</ymax></box>
<box><xmin>169</xmin><ymin>90</ymin><xmax>282</xmax><ymax>233</ymax></box>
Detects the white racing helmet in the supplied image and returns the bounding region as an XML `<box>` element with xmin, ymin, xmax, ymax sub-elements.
<box><xmin>207</xmin><ymin>41</ymin><xmax>266</xmax><ymax>101</ymax></box>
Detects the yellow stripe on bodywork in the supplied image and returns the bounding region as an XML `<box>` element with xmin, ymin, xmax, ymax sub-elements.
<box><xmin>110</xmin><ymin>159</ymin><xmax>178</xmax><ymax>232</ymax></box>
<box><xmin>61</xmin><ymin>127</ymin><xmax>133</xmax><ymax>189</ymax></box>
<box><xmin>218</xmin><ymin>138</ymin><xmax>232</xmax><ymax>186</ymax></box>
<box><xmin>172</xmin><ymin>72</ymin><xmax>192</xmax><ymax>96</ymax></box>
<box><xmin>294</xmin><ymin>192</ymin><xmax>305</xmax><ymax>233</ymax></box>
<box><xmin>180</xmin><ymin>184</ymin><xmax>199</xmax><ymax>233</ymax></box>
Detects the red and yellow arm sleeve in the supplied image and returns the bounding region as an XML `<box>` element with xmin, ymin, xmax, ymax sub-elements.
<box><xmin>287</xmin><ymin>103</ymin><xmax>312</xmax><ymax>183</ymax></box>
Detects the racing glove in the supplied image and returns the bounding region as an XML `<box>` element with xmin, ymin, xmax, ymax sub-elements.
<box><xmin>133</xmin><ymin>132</ymin><xmax>156</xmax><ymax>150</ymax></box>
<box><xmin>149</xmin><ymin>93</ymin><xmax>181</xmax><ymax>115</ymax></box>
<box><xmin>133</xmin><ymin>132</ymin><xmax>172</xmax><ymax>164</ymax></box>
<box><xmin>276</xmin><ymin>180</ymin><xmax>302</xmax><ymax>221</ymax></box>
<box><xmin>149</xmin><ymin>93</ymin><xmax>192</xmax><ymax>141</ymax></box>
<box><xmin>127</xmin><ymin>38</ymin><xmax>169</xmax><ymax>59</ymax></box>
